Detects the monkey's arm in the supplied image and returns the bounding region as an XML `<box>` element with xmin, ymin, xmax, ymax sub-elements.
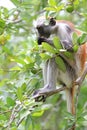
<box><xmin>38</xmin><ymin>37</ymin><xmax>73</xmax><ymax>51</ymax></box>
<box><xmin>38</xmin><ymin>37</ymin><xmax>74</xmax><ymax>68</ymax></box>
<box><xmin>61</xmin><ymin>40</ymin><xmax>73</xmax><ymax>51</ymax></box>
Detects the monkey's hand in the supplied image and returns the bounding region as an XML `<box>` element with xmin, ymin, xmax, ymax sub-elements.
<box><xmin>61</xmin><ymin>40</ymin><xmax>73</xmax><ymax>52</ymax></box>
<box><xmin>37</xmin><ymin>37</ymin><xmax>47</xmax><ymax>45</ymax></box>
<box><xmin>37</xmin><ymin>37</ymin><xmax>53</xmax><ymax>46</ymax></box>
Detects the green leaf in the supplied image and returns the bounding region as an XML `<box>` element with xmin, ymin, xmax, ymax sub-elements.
<box><xmin>22</xmin><ymin>83</ymin><xmax>27</xmax><ymax>92</ymax></box>
<box><xmin>74</xmin><ymin>0</ymin><xmax>79</xmax><ymax>6</ymax></box>
<box><xmin>73</xmin><ymin>44</ymin><xmax>79</xmax><ymax>52</ymax></box>
<box><xmin>11</xmin><ymin>0</ymin><xmax>20</xmax><ymax>6</ymax></box>
<box><xmin>25</xmin><ymin>115</ymin><xmax>33</xmax><ymax>130</ymax></box>
<box><xmin>18</xmin><ymin>110</ymin><xmax>31</xmax><ymax>129</ymax></box>
<box><xmin>64</xmin><ymin>111</ymin><xmax>73</xmax><ymax>117</ymax></box>
<box><xmin>56</xmin><ymin>4</ymin><xmax>64</xmax><ymax>11</ymax></box>
<box><xmin>16</xmin><ymin>87</ymin><xmax>23</xmax><ymax>101</ymax></box>
<box><xmin>77</xmin><ymin>33</ymin><xmax>87</xmax><ymax>45</ymax></box>
<box><xmin>6</xmin><ymin>97</ymin><xmax>15</xmax><ymax>107</ymax></box>
<box><xmin>42</xmin><ymin>42</ymin><xmax>57</xmax><ymax>54</ymax></box>
<box><xmin>3</xmin><ymin>46</ymin><xmax>12</xmax><ymax>55</ymax></box>
<box><xmin>40</xmin><ymin>53</ymin><xmax>51</xmax><ymax>60</ymax></box>
<box><xmin>66</xmin><ymin>3</ymin><xmax>74</xmax><ymax>13</ymax></box>
<box><xmin>14</xmin><ymin>58</ymin><xmax>26</xmax><ymax>65</ymax></box>
<box><xmin>2</xmin><ymin>7</ymin><xmax>9</xmax><ymax>19</ymax></box>
<box><xmin>0</xmin><ymin>19</ymin><xmax>5</xmax><ymax>28</ymax></box>
<box><xmin>0</xmin><ymin>79</ymin><xmax>8</xmax><ymax>87</ymax></box>
<box><xmin>10</xmin><ymin>66</ymin><xmax>22</xmax><ymax>71</ymax></box>
<box><xmin>53</xmin><ymin>37</ymin><xmax>62</xmax><ymax>49</ymax></box>
<box><xmin>25</xmin><ymin>62</ymin><xmax>34</xmax><ymax>69</ymax></box>
<box><xmin>48</xmin><ymin>0</ymin><xmax>56</xmax><ymax>6</ymax></box>
<box><xmin>0</xmin><ymin>28</ymin><xmax>4</xmax><ymax>35</ymax></box>
<box><xmin>64</xmin><ymin>111</ymin><xmax>75</xmax><ymax>120</ymax></box>
<box><xmin>55</xmin><ymin>56</ymin><xmax>66</xmax><ymax>72</ymax></box>
<box><xmin>72</xmin><ymin>32</ymin><xmax>78</xmax><ymax>44</ymax></box>
<box><xmin>77</xmin><ymin>116</ymin><xmax>85</xmax><ymax>125</ymax></box>
<box><xmin>32</xmin><ymin>110</ymin><xmax>44</xmax><ymax>117</ymax></box>
<box><xmin>63</xmin><ymin>51</ymin><xmax>74</xmax><ymax>60</ymax></box>
<box><xmin>45</xmin><ymin>7</ymin><xmax>56</xmax><ymax>11</ymax></box>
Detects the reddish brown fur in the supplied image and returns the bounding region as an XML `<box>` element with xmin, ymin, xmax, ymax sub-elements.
<box><xmin>58</xmin><ymin>20</ymin><xmax>87</xmax><ymax>116</ymax></box>
<box><xmin>58</xmin><ymin>20</ymin><xmax>87</xmax><ymax>72</ymax></box>
<box><xmin>79</xmin><ymin>44</ymin><xmax>86</xmax><ymax>72</ymax></box>
<box><xmin>57</xmin><ymin>20</ymin><xmax>75</xmax><ymax>30</ymax></box>
<box><xmin>76</xmin><ymin>29</ymin><xmax>87</xmax><ymax>72</ymax></box>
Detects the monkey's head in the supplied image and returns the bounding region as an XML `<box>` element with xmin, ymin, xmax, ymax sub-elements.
<box><xmin>36</xmin><ymin>17</ymin><xmax>56</xmax><ymax>38</ymax></box>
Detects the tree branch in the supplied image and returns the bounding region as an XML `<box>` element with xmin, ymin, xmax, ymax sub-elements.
<box><xmin>33</xmin><ymin>86</ymin><xmax>66</xmax><ymax>102</ymax></box>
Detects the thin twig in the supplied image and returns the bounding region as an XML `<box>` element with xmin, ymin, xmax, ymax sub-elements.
<box><xmin>0</xmin><ymin>110</ymin><xmax>11</xmax><ymax>115</ymax></box>
<box><xmin>11</xmin><ymin>19</ymin><xmax>22</xmax><ymax>24</ymax></box>
<box><xmin>7</xmin><ymin>104</ymin><xmax>18</xmax><ymax>130</ymax></box>
<box><xmin>68</xmin><ymin>124</ymin><xmax>76</xmax><ymax>130</ymax></box>
<box><xmin>17</xmin><ymin>117</ymin><xmax>25</xmax><ymax>127</ymax></box>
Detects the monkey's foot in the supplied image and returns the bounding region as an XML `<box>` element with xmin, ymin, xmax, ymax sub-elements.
<box><xmin>33</xmin><ymin>87</ymin><xmax>54</xmax><ymax>102</ymax></box>
<box><xmin>33</xmin><ymin>87</ymin><xmax>66</xmax><ymax>102</ymax></box>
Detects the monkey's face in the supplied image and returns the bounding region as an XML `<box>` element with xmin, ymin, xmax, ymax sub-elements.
<box><xmin>36</xmin><ymin>17</ymin><xmax>56</xmax><ymax>38</ymax></box>
<box><xmin>36</xmin><ymin>24</ymin><xmax>51</xmax><ymax>38</ymax></box>
<box><xmin>36</xmin><ymin>16</ymin><xmax>52</xmax><ymax>38</ymax></box>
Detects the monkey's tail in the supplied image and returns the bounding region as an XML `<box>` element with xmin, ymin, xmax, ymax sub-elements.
<box><xmin>65</xmin><ymin>87</ymin><xmax>76</xmax><ymax>130</ymax></box>
<box><xmin>65</xmin><ymin>88</ymin><xmax>75</xmax><ymax>114</ymax></box>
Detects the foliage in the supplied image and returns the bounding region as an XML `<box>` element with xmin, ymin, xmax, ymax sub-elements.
<box><xmin>0</xmin><ymin>0</ymin><xmax>87</xmax><ymax>130</ymax></box>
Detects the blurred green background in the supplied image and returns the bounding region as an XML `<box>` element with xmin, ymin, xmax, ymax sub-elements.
<box><xmin>0</xmin><ymin>0</ymin><xmax>87</xmax><ymax>130</ymax></box>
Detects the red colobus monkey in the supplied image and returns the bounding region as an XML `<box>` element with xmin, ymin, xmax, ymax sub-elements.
<box><xmin>34</xmin><ymin>17</ymin><xmax>87</xmax><ymax>117</ymax></box>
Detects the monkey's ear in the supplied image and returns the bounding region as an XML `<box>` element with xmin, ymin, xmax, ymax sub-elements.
<box><xmin>49</xmin><ymin>18</ymin><xmax>56</xmax><ymax>26</ymax></box>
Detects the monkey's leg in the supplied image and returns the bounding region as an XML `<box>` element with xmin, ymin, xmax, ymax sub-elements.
<box><xmin>66</xmin><ymin>87</ymin><xmax>76</xmax><ymax>115</ymax></box>
<box><xmin>33</xmin><ymin>86</ymin><xmax>66</xmax><ymax>102</ymax></box>
<box><xmin>66</xmin><ymin>86</ymin><xmax>76</xmax><ymax>130</ymax></box>
<box><xmin>33</xmin><ymin>58</ymin><xmax>58</xmax><ymax>102</ymax></box>
<box><xmin>43</xmin><ymin>61</ymin><xmax>48</xmax><ymax>85</ymax></box>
